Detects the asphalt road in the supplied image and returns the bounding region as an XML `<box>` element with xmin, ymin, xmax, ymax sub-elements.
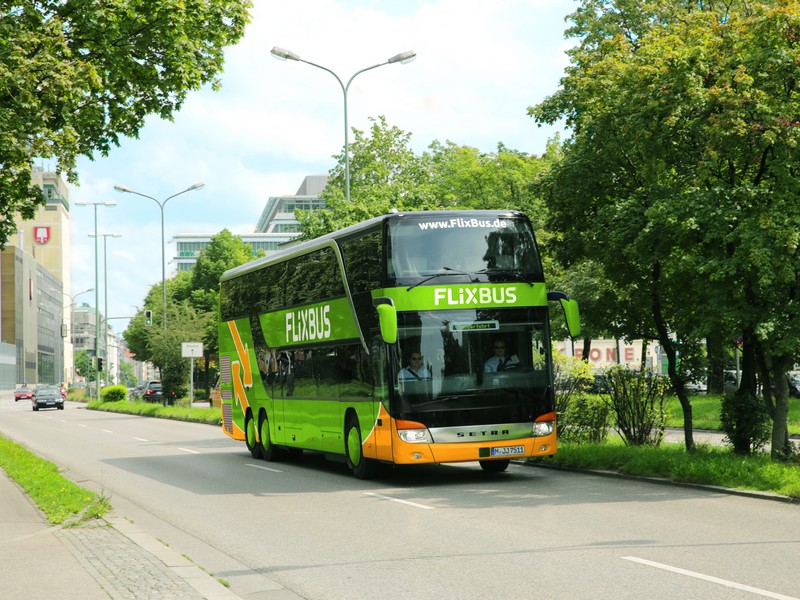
<box><xmin>1</xmin><ymin>395</ymin><xmax>798</xmax><ymax>600</ymax></box>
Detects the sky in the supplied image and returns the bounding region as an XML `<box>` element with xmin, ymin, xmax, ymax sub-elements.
<box><xmin>66</xmin><ymin>0</ymin><xmax>578</xmax><ymax>335</ymax></box>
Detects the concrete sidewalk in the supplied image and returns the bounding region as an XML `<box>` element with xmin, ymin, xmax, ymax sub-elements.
<box><xmin>0</xmin><ymin>471</ymin><xmax>241</xmax><ymax>600</ymax></box>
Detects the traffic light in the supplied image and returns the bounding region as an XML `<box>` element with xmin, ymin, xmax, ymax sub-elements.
<box><xmin>97</xmin><ymin>357</ymin><xmax>104</xmax><ymax>371</ymax></box>
<box><xmin>145</xmin><ymin>309</ymin><xmax>153</xmax><ymax>326</ymax></box>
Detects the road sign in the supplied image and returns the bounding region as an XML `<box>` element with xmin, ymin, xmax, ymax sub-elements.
<box><xmin>181</xmin><ymin>342</ymin><xmax>203</xmax><ymax>358</ymax></box>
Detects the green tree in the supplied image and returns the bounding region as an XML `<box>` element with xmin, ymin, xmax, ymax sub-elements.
<box><xmin>297</xmin><ymin>116</ymin><xmax>434</xmax><ymax>238</ymax></box>
<box><xmin>297</xmin><ymin>116</ymin><xmax>553</xmax><ymax>239</ymax></box>
<box><xmin>531</xmin><ymin>0</ymin><xmax>800</xmax><ymax>457</ymax></box>
<box><xmin>123</xmin><ymin>229</ymin><xmax>255</xmax><ymax>394</ymax></box>
<box><xmin>146</xmin><ymin>301</ymin><xmax>209</xmax><ymax>400</ymax></box>
<box><xmin>0</xmin><ymin>0</ymin><xmax>252</xmax><ymax>249</ymax></box>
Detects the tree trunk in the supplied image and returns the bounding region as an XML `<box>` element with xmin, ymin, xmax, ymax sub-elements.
<box><xmin>706</xmin><ymin>334</ymin><xmax>725</xmax><ymax>394</ymax></box>
<box><xmin>582</xmin><ymin>337</ymin><xmax>592</xmax><ymax>363</ymax></box>
<box><xmin>651</xmin><ymin>262</ymin><xmax>694</xmax><ymax>451</ymax></box>
<box><xmin>771</xmin><ymin>357</ymin><xmax>792</xmax><ymax>460</ymax></box>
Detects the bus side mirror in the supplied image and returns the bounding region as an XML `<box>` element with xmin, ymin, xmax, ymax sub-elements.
<box><xmin>561</xmin><ymin>298</ymin><xmax>581</xmax><ymax>338</ymax></box>
<box><xmin>373</xmin><ymin>298</ymin><xmax>397</xmax><ymax>344</ymax></box>
<box><xmin>547</xmin><ymin>292</ymin><xmax>581</xmax><ymax>339</ymax></box>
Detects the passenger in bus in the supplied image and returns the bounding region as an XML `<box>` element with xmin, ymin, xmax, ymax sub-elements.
<box><xmin>484</xmin><ymin>340</ymin><xmax>519</xmax><ymax>372</ymax></box>
<box><xmin>399</xmin><ymin>352</ymin><xmax>431</xmax><ymax>381</ymax></box>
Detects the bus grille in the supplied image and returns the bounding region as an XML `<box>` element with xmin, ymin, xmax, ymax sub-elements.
<box><xmin>220</xmin><ymin>355</ymin><xmax>231</xmax><ymax>383</ymax></box>
<box><xmin>222</xmin><ymin>402</ymin><xmax>233</xmax><ymax>434</ymax></box>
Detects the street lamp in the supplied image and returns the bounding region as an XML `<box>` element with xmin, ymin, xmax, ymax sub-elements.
<box><xmin>270</xmin><ymin>46</ymin><xmax>416</xmax><ymax>203</ymax></box>
<box><xmin>75</xmin><ymin>201</ymin><xmax>116</xmax><ymax>400</ymax></box>
<box><xmin>89</xmin><ymin>233</ymin><xmax>122</xmax><ymax>381</ymax></box>
<box><xmin>113</xmin><ymin>182</ymin><xmax>205</xmax><ymax>330</ymax></box>
<box><xmin>50</xmin><ymin>287</ymin><xmax>94</xmax><ymax>385</ymax></box>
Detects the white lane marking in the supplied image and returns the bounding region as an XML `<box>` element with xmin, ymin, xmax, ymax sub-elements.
<box><xmin>101</xmin><ymin>429</ymin><xmax>114</xmax><ymax>434</ymax></box>
<box><xmin>622</xmin><ymin>556</ymin><xmax>800</xmax><ymax>600</ymax></box>
<box><xmin>364</xmin><ymin>492</ymin><xmax>435</xmax><ymax>510</ymax></box>
<box><xmin>79</xmin><ymin>424</ymin><xmax>88</xmax><ymax>427</ymax></box>
<box><xmin>246</xmin><ymin>463</ymin><xmax>282</xmax><ymax>473</ymax></box>
<box><xmin>178</xmin><ymin>447</ymin><xmax>201</xmax><ymax>454</ymax></box>
<box><xmin>133</xmin><ymin>437</ymin><xmax>149</xmax><ymax>442</ymax></box>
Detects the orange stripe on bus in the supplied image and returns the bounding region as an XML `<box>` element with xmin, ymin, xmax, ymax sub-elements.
<box><xmin>227</xmin><ymin>321</ymin><xmax>253</xmax><ymax>387</ymax></box>
<box><xmin>231</xmin><ymin>361</ymin><xmax>250</xmax><ymax>413</ymax></box>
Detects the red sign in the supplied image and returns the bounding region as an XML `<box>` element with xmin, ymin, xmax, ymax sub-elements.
<box><xmin>34</xmin><ymin>226</ymin><xmax>51</xmax><ymax>244</ymax></box>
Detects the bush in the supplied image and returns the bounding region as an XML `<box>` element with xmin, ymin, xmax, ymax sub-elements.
<box><xmin>605</xmin><ymin>366</ymin><xmax>668</xmax><ymax>446</ymax></box>
<box><xmin>559</xmin><ymin>393</ymin><xmax>612</xmax><ymax>444</ymax></box>
<box><xmin>720</xmin><ymin>390</ymin><xmax>771</xmax><ymax>455</ymax></box>
<box><xmin>100</xmin><ymin>385</ymin><xmax>127</xmax><ymax>402</ymax></box>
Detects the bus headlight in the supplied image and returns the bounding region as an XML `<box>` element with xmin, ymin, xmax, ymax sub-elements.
<box><xmin>532</xmin><ymin>421</ymin><xmax>554</xmax><ymax>436</ymax></box>
<box><xmin>397</xmin><ymin>429</ymin><xmax>433</xmax><ymax>443</ymax></box>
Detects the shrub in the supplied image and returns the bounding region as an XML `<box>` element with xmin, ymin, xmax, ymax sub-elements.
<box><xmin>101</xmin><ymin>385</ymin><xmax>127</xmax><ymax>402</ymax></box>
<box><xmin>720</xmin><ymin>390</ymin><xmax>771</xmax><ymax>455</ymax></box>
<box><xmin>605</xmin><ymin>366</ymin><xmax>668</xmax><ymax>446</ymax></box>
<box><xmin>559</xmin><ymin>393</ymin><xmax>612</xmax><ymax>444</ymax></box>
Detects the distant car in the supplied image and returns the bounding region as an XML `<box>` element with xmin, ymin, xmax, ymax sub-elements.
<box><xmin>139</xmin><ymin>381</ymin><xmax>164</xmax><ymax>404</ymax></box>
<box><xmin>14</xmin><ymin>386</ymin><xmax>34</xmax><ymax>402</ymax></box>
<box><xmin>587</xmin><ymin>373</ymin><xmax>611</xmax><ymax>394</ymax></box>
<box><xmin>128</xmin><ymin>384</ymin><xmax>143</xmax><ymax>400</ymax></box>
<box><xmin>32</xmin><ymin>385</ymin><xmax>64</xmax><ymax>411</ymax></box>
<box><xmin>787</xmin><ymin>372</ymin><xmax>800</xmax><ymax>398</ymax></box>
<box><xmin>685</xmin><ymin>379</ymin><xmax>707</xmax><ymax>394</ymax></box>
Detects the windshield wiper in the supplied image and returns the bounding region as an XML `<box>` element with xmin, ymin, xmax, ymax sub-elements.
<box><xmin>406</xmin><ymin>267</ymin><xmax>479</xmax><ymax>291</ymax></box>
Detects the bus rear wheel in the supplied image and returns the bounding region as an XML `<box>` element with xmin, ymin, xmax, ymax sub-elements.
<box><xmin>479</xmin><ymin>459</ymin><xmax>510</xmax><ymax>473</ymax></box>
<box><xmin>345</xmin><ymin>415</ymin><xmax>376</xmax><ymax>480</ymax></box>
<box><xmin>245</xmin><ymin>414</ymin><xmax>262</xmax><ymax>459</ymax></box>
<box><xmin>259</xmin><ymin>413</ymin><xmax>279</xmax><ymax>461</ymax></box>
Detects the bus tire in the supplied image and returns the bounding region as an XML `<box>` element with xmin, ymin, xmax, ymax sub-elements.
<box><xmin>479</xmin><ymin>459</ymin><xmax>510</xmax><ymax>473</ymax></box>
<box><xmin>258</xmin><ymin>412</ymin><xmax>279</xmax><ymax>461</ymax></box>
<box><xmin>345</xmin><ymin>414</ymin><xmax>376</xmax><ymax>480</ymax></box>
<box><xmin>245</xmin><ymin>413</ymin><xmax>262</xmax><ymax>459</ymax></box>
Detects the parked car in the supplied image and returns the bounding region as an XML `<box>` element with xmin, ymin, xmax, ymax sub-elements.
<box><xmin>139</xmin><ymin>381</ymin><xmax>164</xmax><ymax>404</ymax></box>
<box><xmin>32</xmin><ymin>385</ymin><xmax>64</xmax><ymax>411</ymax></box>
<box><xmin>685</xmin><ymin>379</ymin><xmax>707</xmax><ymax>394</ymax></box>
<box><xmin>14</xmin><ymin>386</ymin><xmax>34</xmax><ymax>402</ymax></box>
<box><xmin>128</xmin><ymin>384</ymin><xmax>143</xmax><ymax>400</ymax></box>
<box><xmin>787</xmin><ymin>372</ymin><xmax>800</xmax><ymax>398</ymax></box>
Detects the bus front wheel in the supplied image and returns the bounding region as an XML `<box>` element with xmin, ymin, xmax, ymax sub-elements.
<box><xmin>479</xmin><ymin>459</ymin><xmax>510</xmax><ymax>473</ymax></box>
<box><xmin>245</xmin><ymin>414</ymin><xmax>262</xmax><ymax>459</ymax></box>
<box><xmin>345</xmin><ymin>415</ymin><xmax>376</xmax><ymax>480</ymax></box>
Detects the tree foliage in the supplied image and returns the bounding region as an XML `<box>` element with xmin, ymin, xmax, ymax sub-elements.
<box><xmin>530</xmin><ymin>0</ymin><xmax>800</xmax><ymax>456</ymax></box>
<box><xmin>0</xmin><ymin>0</ymin><xmax>252</xmax><ymax>249</ymax></box>
<box><xmin>123</xmin><ymin>229</ymin><xmax>255</xmax><ymax>394</ymax></box>
<box><xmin>296</xmin><ymin>116</ymin><xmax>552</xmax><ymax>239</ymax></box>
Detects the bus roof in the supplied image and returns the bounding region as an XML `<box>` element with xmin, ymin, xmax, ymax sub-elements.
<box><xmin>220</xmin><ymin>209</ymin><xmax>527</xmax><ymax>283</ymax></box>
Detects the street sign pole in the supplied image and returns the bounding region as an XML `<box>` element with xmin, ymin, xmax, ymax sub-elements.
<box><xmin>181</xmin><ymin>342</ymin><xmax>203</xmax><ymax>408</ymax></box>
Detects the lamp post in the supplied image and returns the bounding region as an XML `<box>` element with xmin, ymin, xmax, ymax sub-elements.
<box><xmin>50</xmin><ymin>287</ymin><xmax>94</xmax><ymax>385</ymax></box>
<box><xmin>75</xmin><ymin>201</ymin><xmax>116</xmax><ymax>401</ymax></box>
<box><xmin>270</xmin><ymin>46</ymin><xmax>416</xmax><ymax>203</ymax></box>
<box><xmin>113</xmin><ymin>183</ymin><xmax>205</xmax><ymax>330</ymax></box>
<box><xmin>89</xmin><ymin>233</ymin><xmax>122</xmax><ymax>382</ymax></box>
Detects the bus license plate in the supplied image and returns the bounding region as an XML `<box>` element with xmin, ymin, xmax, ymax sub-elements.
<box><xmin>491</xmin><ymin>446</ymin><xmax>524</xmax><ymax>457</ymax></box>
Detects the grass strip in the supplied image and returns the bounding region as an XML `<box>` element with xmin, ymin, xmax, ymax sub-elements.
<box><xmin>663</xmin><ymin>394</ymin><xmax>800</xmax><ymax>435</ymax></box>
<box><xmin>88</xmin><ymin>400</ymin><xmax>222</xmax><ymax>425</ymax></box>
<box><xmin>0</xmin><ymin>434</ymin><xmax>110</xmax><ymax>525</ymax></box>
<box><xmin>538</xmin><ymin>441</ymin><xmax>800</xmax><ymax>499</ymax></box>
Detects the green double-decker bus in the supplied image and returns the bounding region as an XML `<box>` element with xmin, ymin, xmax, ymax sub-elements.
<box><xmin>218</xmin><ymin>210</ymin><xmax>579</xmax><ymax>478</ymax></box>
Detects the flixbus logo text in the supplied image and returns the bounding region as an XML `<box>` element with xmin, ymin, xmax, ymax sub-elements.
<box><xmin>285</xmin><ymin>305</ymin><xmax>331</xmax><ymax>344</ymax></box>
<box><xmin>433</xmin><ymin>286</ymin><xmax>517</xmax><ymax>307</ymax></box>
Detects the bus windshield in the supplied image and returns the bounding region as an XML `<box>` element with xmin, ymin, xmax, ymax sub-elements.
<box><xmin>392</xmin><ymin>308</ymin><xmax>553</xmax><ymax>428</ymax></box>
<box><xmin>387</xmin><ymin>215</ymin><xmax>543</xmax><ymax>284</ymax></box>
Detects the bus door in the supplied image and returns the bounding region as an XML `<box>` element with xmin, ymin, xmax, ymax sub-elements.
<box><xmin>365</xmin><ymin>339</ymin><xmax>394</xmax><ymax>461</ymax></box>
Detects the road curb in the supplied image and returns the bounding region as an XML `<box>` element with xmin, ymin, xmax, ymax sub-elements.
<box><xmin>522</xmin><ymin>461</ymin><xmax>799</xmax><ymax>505</ymax></box>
